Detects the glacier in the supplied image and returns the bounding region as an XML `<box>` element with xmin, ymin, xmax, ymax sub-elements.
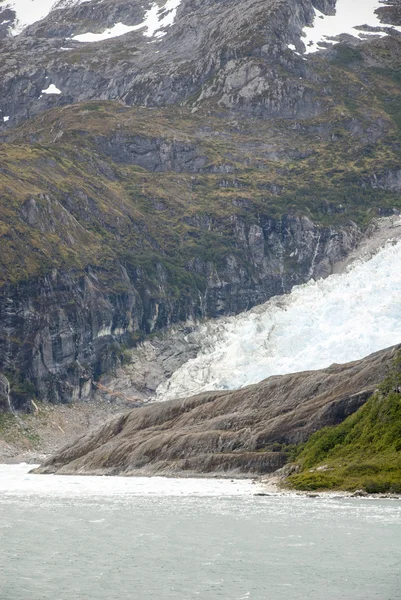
<box><xmin>0</xmin><ymin>464</ymin><xmax>262</xmax><ymax>498</ymax></box>
<box><xmin>156</xmin><ymin>238</ymin><xmax>401</xmax><ymax>401</ymax></box>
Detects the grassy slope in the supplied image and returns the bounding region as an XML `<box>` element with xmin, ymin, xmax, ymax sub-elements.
<box><xmin>286</xmin><ymin>354</ymin><xmax>401</xmax><ymax>493</ymax></box>
<box><xmin>1</xmin><ymin>38</ymin><xmax>401</xmax><ymax>287</ymax></box>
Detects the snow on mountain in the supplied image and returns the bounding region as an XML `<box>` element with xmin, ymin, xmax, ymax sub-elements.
<box><xmin>1</xmin><ymin>0</ymin><xmax>88</xmax><ymax>35</ymax></box>
<box><xmin>41</xmin><ymin>83</ymin><xmax>61</xmax><ymax>94</ymax></box>
<box><xmin>71</xmin><ymin>22</ymin><xmax>144</xmax><ymax>43</ymax></box>
<box><xmin>71</xmin><ymin>0</ymin><xmax>182</xmax><ymax>43</ymax></box>
<box><xmin>303</xmin><ymin>0</ymin><xmax>401</xmax><ymax>54</ymax></box>
<box><xmin>156</xmin><ymin>238</ymin><xmax>401</xmax><ymax>401</ymax></box>
<box><xmin>1</xmin><ymin>0</ymin><xmax>181</xmax><ymax>41</ymax></box>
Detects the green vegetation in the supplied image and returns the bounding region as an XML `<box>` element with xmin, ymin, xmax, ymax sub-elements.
<box><xmin>0</xmin><ymin>96</ymin><xmax>400</xmax><ymax>289</ymax></box>
<box><xmin>0</xmin><ymin>41</ymin><xmax>401</xmax><ymax>303</ymax></box>
<box><xmin>0</xmin><ymin>411</ymin><xmax>15</xmax><ymax>434</ymax></box>
<box><xmin>0</xmin><ymin>410</ymin><xmax>40</xmax><ymax>447</ymax></box>
<box><xmin>286</xmin><ymin>353</ymin><xmax>401</xmax><ymax>493</ymax></box>
<box><xmin>330</xmin><ymin>44</ymin><xmax>363</xmax><ymax>67</ymax></box>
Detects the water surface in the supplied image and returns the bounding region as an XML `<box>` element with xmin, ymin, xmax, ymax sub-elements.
<box><xmin>1</xmin><ymin>465</ymin><xmax>400</xmax><ymax>600</ymax></box>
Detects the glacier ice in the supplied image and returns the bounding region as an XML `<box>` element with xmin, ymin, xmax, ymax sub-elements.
<box><xmin>0</xmin><ymin>464</ymin><xmax>262</xmax><ymax>498</ymax></box>
<box><xmin>156</xmin><ymin>240</ymin><xmax>401</xmax><ymax>401</ymax></box>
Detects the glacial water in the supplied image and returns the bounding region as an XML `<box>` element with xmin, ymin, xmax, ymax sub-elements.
<box><xmin>157</xmin><ymin>240</ymin><xmax>401</xmax><ymax>401</ymax></box>
<box><xmin>1</xmin><ymin>465</ymin><xmax>401</xmax><ymax>600</ymax></box>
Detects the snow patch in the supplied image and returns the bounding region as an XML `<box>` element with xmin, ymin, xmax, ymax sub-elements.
<box><xmin>156</xmin><ymin>240</ymin><xmax>401</xmax><ymax>401</ymax></box>
<box><xmin>71</xmin><ymin>22</ymin><xmax>144</xmax><ymax>43</ymax></box>
<box><xmin>41</xmin><ymin>83</ymin><xmax>61</xmax><ymax>94</ymax></box>
<box><xmin>71</xmin><ymin>0</ymin><xmax>182</xmax><ymax>43</ymax></box>
<box><xmin>141</xmin><ymin>0</ymin><xmax>182</xmax><ymax>38</ymax></box>
<box><xmin>97</xmin><ymin>325</ymin><xmax>112</xmax><ymax>338</ymax></box>
<box><xmin>303</xmin><ymin>0</ymin><xmax>401</xmax><ymax>54</ymax></box>
<box><xmin>3</xmin><ymin>0</ymin><xmax>88</xmax><ymax>36</ymax></box>
<box><xmin>3</xmin><ymin>116</ymin><xmax>9</xmax><ymax>122</ymax></box>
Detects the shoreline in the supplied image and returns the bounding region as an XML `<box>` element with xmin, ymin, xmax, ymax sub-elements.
<box><xmin>259</xmin><ymin>474</ymin><xmax>401</xmax><ymax>500</ymax></box>
<box><xmin>1</xmin><ymin>461</ymin><xmax>400</xmax><ymax>500</ymax></box>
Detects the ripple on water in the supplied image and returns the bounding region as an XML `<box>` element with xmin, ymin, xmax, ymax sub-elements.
<box><xmin>0</xmin><ymin>465</ymin><xmax>401</xmax><ymax>600</ymax></box>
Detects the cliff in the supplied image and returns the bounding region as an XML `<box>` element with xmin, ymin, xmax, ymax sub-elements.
<box><xmin>33</xmin><ymin>345</ymin><xmax>400</xmax><ymax>476</ymax></box>
<box><xmin>0</xmin><ymin>102</ymin><xmax>368</xmax><ymax>410</ymax></box>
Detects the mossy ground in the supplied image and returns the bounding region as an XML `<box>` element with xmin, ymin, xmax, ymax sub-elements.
<box><xmin>0</xmin><ymin>105</ymin><xmax>400</xmax><ymax>286</ymax></box>
<box><xmin>0</xmin><ymin>400</ymin><xmax>125</xmax><ymax>458</ymax></box>
<box><xmin>286</xmin><ymin>354</ymin><xmax>401</xmax><ymax>493</ymax></box>
<box><xmin>0</xmin><ymin>410</ymin><xmax>41</xmax><ymax>449</ymax></box>
<box><xmin>1</xmin><ymin>36</ymin><xmax>401</xmax><ymax>288</ymax></box>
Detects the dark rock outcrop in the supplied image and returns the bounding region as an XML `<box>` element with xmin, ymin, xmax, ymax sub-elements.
<box><xmin>0</xmin><ymin>213</ymin><xmax>359</xmax><ymax>408</ymax></box>
<box><xmin>34</xmin><ymin>344</ymin><xmax>400</xmax><ymax>476</ymax></box>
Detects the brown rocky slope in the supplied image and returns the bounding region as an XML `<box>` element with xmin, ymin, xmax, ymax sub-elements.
<box><xmin>33</xmin><ymin>344</ymin><xmax>400</xmax><ymax>477</ymax></box>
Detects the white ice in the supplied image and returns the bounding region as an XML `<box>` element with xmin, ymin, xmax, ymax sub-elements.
<box><xmin>141</xmin><ymin>0</ymin><xmax>182</xmax><ymax>38</ymax></box>
<box><xmin>71</xmin><ymin>22</ymin><xmax>144</xmax><ymax>43</ymax></box>
<box><xmin>71</xmin><ymin>0</ymin><xmax>182</xmax><ymax>43</ymax></box>
<box><xmin>303</xmin><ymin>0</ymin><xmax>401</xmax><ymax>54</ymax></box>
<box><xmin>156</xmin><ymin>239</ymin><xmax>401</xmax><ymax>401</ymax></box>
<box><xmin>2</xmin><ymin>0</ymin><xmax>87</xmax><ymax>35</ymax></box>
<box><xmin>41</xmin><ymin>83</ymin><xmax>61</xmax><ymax>94</ymax></box>
<box><xmin>0</xmin><ymin>464</ymin><xmax>264</xmax><ymax>498</ymax></box>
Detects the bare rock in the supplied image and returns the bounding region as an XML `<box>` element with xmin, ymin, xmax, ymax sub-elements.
<box><xmin>33</xmin><ymin>344</ymin><xmax>400</xmax><ymax>477</ymax></box>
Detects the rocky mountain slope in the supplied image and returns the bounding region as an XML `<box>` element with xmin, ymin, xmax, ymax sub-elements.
<box><xmin>33</xmin><ymin>344</ymin><xmax>400</xmax><ymax>476</ymax></box>
<box><xmin>0</xmin><ymin>0</ymin><xmax>338</xmax><ymax>125</ymax></box>
<box><xmin>1</xmin><ymin>0</ymin><xmax>401</xmax><ymax>409</ymax></box>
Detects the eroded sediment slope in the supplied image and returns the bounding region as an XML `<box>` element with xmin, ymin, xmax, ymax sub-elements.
<box><xmin>34</xmin><ymin>344</ymin><xmax>400</xmax><ymax>477</ymax></box>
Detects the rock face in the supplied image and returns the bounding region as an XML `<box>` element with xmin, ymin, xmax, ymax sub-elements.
<box><xmin>34</xmin><ymin>345</ymin><xmax>400</xmax><ymax>476</ymax></box>
<box><xmin>0</xmin><ymin>212</ymin><xmax>360</xmax><ymax>409</ymax></box>
<box><xmin>0</xmin><ymin>0</ymin><xmax>323</xmax><ymax>126</ymax></box>
<box><xmin>0</xmin><ymin>0</ymin><xmax>399</xmax><ymax>128</ymax></box>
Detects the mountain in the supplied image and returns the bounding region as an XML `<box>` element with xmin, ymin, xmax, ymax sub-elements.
<box><xmin>32</xmin><ymin>344</ymin><xmax>400</xmax><ymax>477</ymax></box>
<box><xmin>1</xmin><ymin>0</ymin><xmax>401</xmax><ymax>409</ymax></box>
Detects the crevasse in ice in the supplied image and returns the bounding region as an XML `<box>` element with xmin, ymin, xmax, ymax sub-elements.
<box><xmin>156</xmin><ymin>240</ymin><xmax>401</xmax><ymax>400</ymax></box>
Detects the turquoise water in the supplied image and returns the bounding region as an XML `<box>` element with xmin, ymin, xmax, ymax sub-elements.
<box><xmin>1</xmin><ymin>465</ymin><xmax>401</xmax><ymax>600</ymax></box>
